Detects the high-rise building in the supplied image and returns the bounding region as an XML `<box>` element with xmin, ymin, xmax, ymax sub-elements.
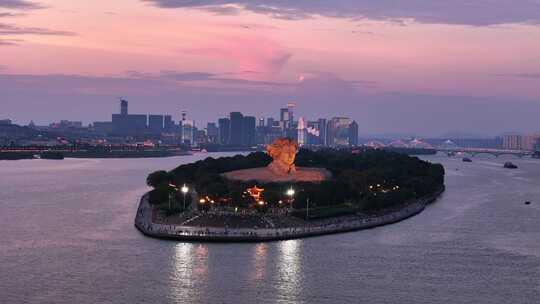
<box><xmin>306</xmin><ymin>121</ymin><xmax>318</xmax><ymax>145</ymax></box>
<box><xmin>148</xmin><ymin>115</ymin><xmax>164</xmax><ymax>134</ymax></box>
<box><xmin>502</xmin><ymin>134</ymin><xmax>522</xmax><ymax>150</ymax></box>
<box><xmin>181</xmin><ymin>120</ymin><xmax>195</xmax><ymax>146</ymax></box>
<box><xmin>280</xmin><ymin>108</ymin><xmax>290</xmax><ymax>124</ymax></box>
<box><xmin>206</xmin><ymin>122</ymin><xmax>219</xmax><ymax>144</ymax></box>
<box><xmin>243</xmin><ymin>116</ymin><xmax>256</xmax><ymax>146</ymax></box>
<box><xmin>327</xmin><ymin>117</ymin><xmax>352</xmax><ymax>147</ymax></box>
<box><xmin>229</xmin><ymin>112</ymin><xmax>244</xmax><ymax>146</ymax></box>
<box><xmin>348</xmin><ymin>121</ymin><xmax>359</xmax><ymax>146</ymax></box>
<box><xmin>287</xmin><ymin>103</ymin><xmax>295</xmax><ymax>125</ymax></box>
<box><xmin>164</xmin><ymin>115</ymin><xmax>174</xmax><ymax>133</ymax></box>
<box><xmin>521</xmin><ymin>134</ymin><xmax>540</xmax><ymax>151</ymax></box>
<box><xmin>120</xmin><ymin>99</ymin><xmax>128</xmax><ymax>116</ymax></box>
<box><xmin>318</xmin><ymin>118</ymin><xmax>327</xmax><ymax>146</ymax></box>
<box><xmin>535</xmin><ymin>139</ymin><xmax>540</xmax><ymax>151</ymax></box>
<box><xmin>218</xmin><ymin>118</ymin><xmax>230</xmax><ymax>145</ymax></box>
<box><xmin>297</xmin><ymin>117</ymin><xmax>308</xmax><ymax>146</ymax></box>
<box><xmin>258</xmin><ymin>117</ymin><xmax>265</xmax><ymax>127</ymax></box>
<box><xmin>195</xmin><ymin>129</ymin><xmax>207</xmax><ymax>146</ymax></box>
<box><xmin>112</xmin><ymin>99</ymin><xmax>147</xmax><ymax>135</ymax></box>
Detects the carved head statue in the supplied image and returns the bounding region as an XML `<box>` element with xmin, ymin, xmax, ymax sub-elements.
<box><xmin>266</xmin><ymin>138</ymin><xmax>298</xmax><ymax>174</ymax></box>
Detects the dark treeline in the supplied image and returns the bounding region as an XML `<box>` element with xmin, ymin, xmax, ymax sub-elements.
<box><xmin>147</xmin><ymin>149</ymin><xmax>445</xmax><ymax>217</ymax></box>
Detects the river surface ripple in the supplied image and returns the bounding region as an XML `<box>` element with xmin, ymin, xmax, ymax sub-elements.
<box><xmin>1</xmin><ymin>153</ymin><xmax>539</xmax><ymax>304</ymax></box>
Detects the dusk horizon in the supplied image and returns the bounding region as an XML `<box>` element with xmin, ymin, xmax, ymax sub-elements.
<box><xmin>2</xmin><ymin>0</ymin><xmax>540</xmax><ymax>136</ymax></box>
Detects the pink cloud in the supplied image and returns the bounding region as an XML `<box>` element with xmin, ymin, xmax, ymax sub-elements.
<box><xmin>181</xmin><ymin>34</ymin><xmax>292</xmax><ymax>78</ymax></box>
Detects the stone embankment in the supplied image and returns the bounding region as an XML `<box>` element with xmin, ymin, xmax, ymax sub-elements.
<box><xmin>135</xmin><ymin>188</ymin><xmax>444</xmax><ymax>242</ymax></box>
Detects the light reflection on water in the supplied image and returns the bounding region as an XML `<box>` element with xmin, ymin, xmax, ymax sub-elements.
<box><xmin>276</xmin><ymin>240</ymin><xmax>303</xmax><ymax>303</ymax></box>
<box><xmin>252</xmin><ymin>243</ymin><xmax>268</xmax><ymax>281</ymax></box>
<box><xmin>171</xmin><ymin>243</ymin><xmax>209</xmax><ymax>303</ymax></box>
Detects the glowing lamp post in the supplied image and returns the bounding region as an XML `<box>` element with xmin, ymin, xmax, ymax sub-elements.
<box><xmin>181</xmin><ymin>184</ymin><xmax>189</xmax><ymax>211</ymax></box>
<box><xmin>286</xmin><ymin>188</ymin><xmax>295</xmax><ymax>200</ymax></box>
<box><xmin>168</xmin><ymin>183</ymin><xmax>178</xmax><ymax>211</ymax></box>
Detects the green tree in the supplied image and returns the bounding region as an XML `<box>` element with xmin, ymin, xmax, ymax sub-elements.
<box><xmin>146</xmin><ymin>170</ymin><xmax>171</xmax><ymax>188</ymax></box>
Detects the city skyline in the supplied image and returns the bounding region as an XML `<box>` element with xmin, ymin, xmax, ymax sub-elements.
<box><xmin>1</xmin><ymin>0</ymin><xmax>540</xmax><ymax>136</ymax></box>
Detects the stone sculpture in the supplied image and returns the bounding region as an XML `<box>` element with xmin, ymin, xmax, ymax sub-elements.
<box><xmin>266</xmin><ymin>138</ymin><xmax>298</xmax><ymax>175</ymax></box>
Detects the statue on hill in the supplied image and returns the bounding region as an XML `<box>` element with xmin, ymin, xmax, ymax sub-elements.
<box><xmin>222</xmin><ymin>137</ymin><xmax>331</xmax><ymax>183</ymax></box>
<box><xmin>267</xmin><ymin>138</ymin><xmax>298</xmax><ymax>176</ymax></box>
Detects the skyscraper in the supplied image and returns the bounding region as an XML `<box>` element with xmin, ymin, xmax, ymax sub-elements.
<box><xmin>348</xmin><ymin>120</ymin><xmax>359</xmax><ymax>146</ymax></box>
<box><xmin>280</xmin><ymin>108</ymin><xmax>290</xmax><ymax>124</ymax></box>
<box><xmin>164</xmin><ymin>115</ymin><xmax>174</xmax><ymax>132</ymax></box>
<box><xmin>218</xmin><ymin>118</ymin><xmax>230</xmax><ymax>145</ymax></box>
<box><xmin>318</xmin><ymin>118</ymin><xmax>327</xmax><ymax>146</ymax></box>
<box><xmin>242</xmin><ymin>116</ymin><xmax>256</xmax><ymax>146</ymax></box>
<box><xmin>112</xmin><ymin>99</ymin><xmax>147</xmax><ymax>135</ymax></box>
<box><xmin>181</xmin><ymin>120</ymin><xmax>195</xmax><ymax>146</ymax></box>
<box><xmin>206</xmin><ymin>122</ymin><xmax>219</xmax><ymax>144</ymax></box>
<box><xmin>229</xmin><ymin>112</ymin><xmax>244</xmax><ymax>146</ymax></box>
<box><xmin>120</xmin><ymin>99</ymin><xmax>128</xmax><ymax>116</ymax></box>
<box><xmin>287</xmin><ymin>103</ymin><xmax>295</xmax><ymax>125</ymax></box>
<box><xmin>327</xmin><ymin>117</ymin><xmax>352</xmax><ymax>147</ymax></box>
<box><xmin>297</xmin><ymin>117</ymin><xmax>307</xmax><ymax>146</ymax></box>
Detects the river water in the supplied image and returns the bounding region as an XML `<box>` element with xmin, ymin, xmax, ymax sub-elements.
<box><xmin>1</xmin><ymin>153</ymin><xmax>539</xmax><ymax>304</ymax></box>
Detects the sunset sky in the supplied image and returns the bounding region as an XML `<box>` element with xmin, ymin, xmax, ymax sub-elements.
<box><xmin>1</xmin><ymin>0</ymin><xmax>540</xmax><ymax>136</ymax></box>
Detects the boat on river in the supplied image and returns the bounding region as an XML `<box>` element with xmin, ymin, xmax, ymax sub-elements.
<box><xmin>503</xmin><ymin>162</ymin><xmax>518</xmax><ymax>169</ymax></box>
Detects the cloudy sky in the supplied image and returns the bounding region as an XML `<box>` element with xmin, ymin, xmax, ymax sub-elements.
<box><xmin>1</xmin><ymin>0</ymin><xmax>539</xmax><ymax>136</ymax></box>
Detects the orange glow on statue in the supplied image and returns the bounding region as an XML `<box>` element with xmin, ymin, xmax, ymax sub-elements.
<box><xmin>266</xmin><ymin>138</ymin><xmax>298</xmax><ymax>175</ymax></box>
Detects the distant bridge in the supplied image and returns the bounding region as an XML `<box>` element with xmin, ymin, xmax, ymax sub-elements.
<box><xmin>437</xmin><ymin>148</ymin><xmax>533</xmax><ymax>158</ymax></box>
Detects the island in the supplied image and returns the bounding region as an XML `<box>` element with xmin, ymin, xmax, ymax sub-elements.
<box><xmin>135</xmin><ymin>138</ymin><xmax>445</xmax><ymax>242</ymax></box>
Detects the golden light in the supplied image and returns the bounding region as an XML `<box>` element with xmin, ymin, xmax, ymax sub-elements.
<box><xmin>247</xmin><ymin>185</ymin><xmax>265</xmax><ymax>201</ymax></box>
<box><xmin>258</xmin><ymin>201</ymin><xmax>265</xmax><ymax>206</ymax></box>
<box><xmin>199</xmin><ymin>198</ymin><xmax>206</xmax><ymax>204</ymax></box>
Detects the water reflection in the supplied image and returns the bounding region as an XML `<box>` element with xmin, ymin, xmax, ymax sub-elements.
<box><xmin>170</xmin><ymin>243</ymin><xmax>208</xmax><ymax>303</ymax></box>
<box><xmin>252</xmin><ymin>243</ymin><xmax>268</xmax><ymax>281</ymax></box>
<box><xmin>275</xmin><ymin>240</ymin><xmax>303</xmax><ymax>303</ymax></box>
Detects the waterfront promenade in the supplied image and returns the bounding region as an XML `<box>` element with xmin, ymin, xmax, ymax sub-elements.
<box><xmin>135</xmin><ymin>188</ymin><xmax>444</xmax><ymax>242</ymax></box>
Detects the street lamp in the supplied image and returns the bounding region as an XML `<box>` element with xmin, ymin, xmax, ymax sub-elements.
<box><xmin>181</xmin><ymin>184</ymin><xmax>189</xmax><ymax>211</ymax></box>
<box><xmin>286</xmin><ymin>188</ymin><xmax>295</xmax><ymax>198</ymax></box>
<box><xmin>306</xmin><ymin>198</ymin><xmax>310</xmax><ymax>220</ymax></box>
<box><xmin>168</xmin><ymin>183</ymin><xmax>178</xmax><ymax>211</ymax></box>
<box><xmin>285</xmin><ymin>187</ymin><xmax>296</xmax><ymax>216</ymax></box>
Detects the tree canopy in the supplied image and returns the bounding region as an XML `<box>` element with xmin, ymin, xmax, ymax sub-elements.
<box><xmin>148</xmin><ymin>149</ymin><xmax>445</xmax><ymax>216</ymax></box>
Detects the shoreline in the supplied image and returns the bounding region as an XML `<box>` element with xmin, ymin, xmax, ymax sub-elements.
<box><xmin>0</xmin><ymin>149</ymin><xmax>191</xmax><ymax>160</ymax></box>
<box><xmin>134</xmin><ymin>187</ymin><xmax>445</xmax><ymax>242</ymax></box>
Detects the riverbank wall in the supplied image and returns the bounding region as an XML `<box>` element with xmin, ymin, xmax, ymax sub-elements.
<box><xmin>135</xmin><ymin>187</ymin><xmax>445</xmax><ymax>242</ymax></box>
